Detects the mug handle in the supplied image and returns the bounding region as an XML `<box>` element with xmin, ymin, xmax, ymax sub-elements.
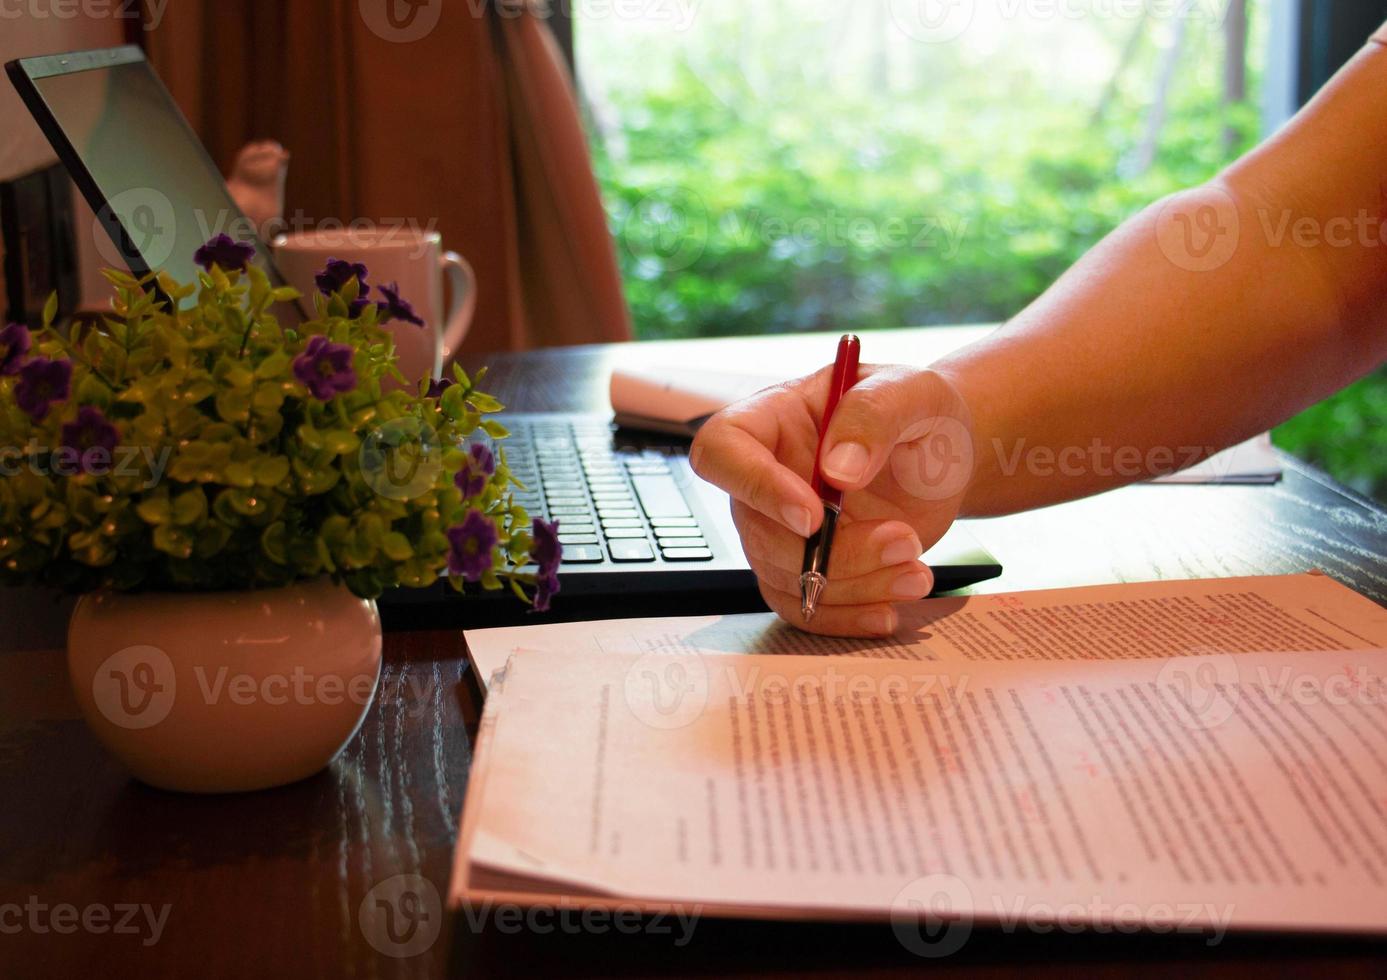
<box><xmin>439</xmin><ymin>251</ymin><xmax>477</xmax><ymax>361</ymax></box>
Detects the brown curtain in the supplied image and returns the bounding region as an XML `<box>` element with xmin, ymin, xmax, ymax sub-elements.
<box><xmin>143</xmin><ymin>0</ymin><xmax>632</xmax><ymax>355</ymax></box>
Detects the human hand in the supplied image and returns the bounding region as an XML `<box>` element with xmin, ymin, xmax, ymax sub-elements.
<box><xmin>691</xmin><ymin>365</ymin><xmax>975</xmax><ymax>637</ymax></box>
<box><xmin>227</xmin><ymin>141</ymin><xmax>291</xmax><ymax>240</ymax></box>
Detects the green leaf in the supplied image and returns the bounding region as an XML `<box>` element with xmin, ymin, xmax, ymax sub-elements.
<box><xmin>296</xmin><ymin>423</ymin><xmax>326</xmax><ymax>452</ymax></box>
<box><xmin>253</xmin><ymin>456</ymin><xmax>291</xmax><ymax>487</ymax></box>
<box><xmin>251</xmin><ymin>384</ymin><xmax>286</xmax><ymax>415</ymax></box>
<box><xmin>381</xmin><ymin>532</ymin><xmax>414</xmax><ymax>561</ymax></box>
<box><xmin>215</xmin><ymin>389</ymin><xmax>252</xmax><ymax>423</ymax></box>
<box><xmin>153</xmin><ymin>524</ymin><xmax>194</xmax><ymax>559</ymax></box>
<box><xmin>223</xmin><ymin>461</ymin><xmax>257</xmax><ymax>489</ymax></box>
<box><xmin>135</xmin><ymin>496</ymin><xmax>172</xmax><ymax>526</ymax></box>
<box><xmin>322</xmin><ymin>430</ymin><xmax>360</xmax><ymax>455</ymax></box>
<box><xmin>254</xmin><ymin>352</ymin><xmax>291</xmax><ymax>379</ymax></box>
<box><xmin>100</xmin><ymin>268</ymin><xmax>140</xmax><ymax>289</ymax></box>
<box><xmin>261</xmin><ymin>522</ymin><xmax>289</xmax><ymax>565</ymax></box>
<box><xmin>468</xmin><ymin>392</ymin><xmax>504</xmax><ymax>414</ymax></box>
<box><xmin>171</xmin><ymin>488</ymin><xmax>208</xmax><ymax>526</ymax></box>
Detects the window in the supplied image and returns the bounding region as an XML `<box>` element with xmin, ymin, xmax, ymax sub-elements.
<box><xmin>577</xmin><ymin>0</ymin><xmax>1263</xmax><ymax>340</ymax></box>
<box><xmin>575</xmin><ymin>1</ymin><xmax>1387</xmax><ymax>502</ymax></box>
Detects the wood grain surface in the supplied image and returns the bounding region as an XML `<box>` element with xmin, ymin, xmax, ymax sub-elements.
<box><xmin>2</xmin><ymin>328</ymin><xmax>1384</xmax><ymax>978</ymax></box>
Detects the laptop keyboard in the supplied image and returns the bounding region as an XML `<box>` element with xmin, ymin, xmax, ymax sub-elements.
<box><xmin>503</xmin><ymin>418</ymin><xmax>715</xmax><ymax>565</ymax></box>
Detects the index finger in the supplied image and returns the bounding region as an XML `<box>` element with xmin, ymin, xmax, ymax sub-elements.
<box><xmin>691</xmin><ymin>395</ymin><xmax>825</xmax><ymax>538</ymax></box>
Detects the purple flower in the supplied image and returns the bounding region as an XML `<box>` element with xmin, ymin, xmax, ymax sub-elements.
<box><xmin>376</xmin><ymin>282</ymin><xmax>425</xmax><ymax>327</ymax></box>
<box><xmin>293</xmin><ymin>335</ymin><xmax>357</xmax><ymax>401</ymax></box>
<box><xmin>194</xmin><ymin>233</ymin><xmax>256</xmax><ymax>273</ymax></box>
<box><xmin>447</xmin><ymin>510</ymin><xmax>498</xmax><ymax>582</ymax></box>
<box><xmin>426</xmin><ymin>377</ymin><xmax>454</xmax><ymax>399</ymax></box>
<box><xmin>315</xmin><ymin>258</ymin><xmax>370</xmax><ymax>298</ymax></box>
<box><xmin>0</xmin><ymin>322</ymin><xmax>31</xmax><ymax>376</ymax></box>
<box><xmin>528</xmin><ymin>518</ymin><xmax>562</xmax><ymax>612</ymax></box>
<box><xmin>533</xmin><ymin>570</ymin><xmax>560</xmax><ymax>613</ymax></box>
<box><xmin>531</xmin><ymin>517</ymin><xmax>562</xmax><ymax>577</ymax></box>
<box><xmin>60</xmin><ymin>405</ymin><xmax>120</xmax><ymax>474</ymax></box>
<box><xmin>454</xmin><ymin>443</ymin><xmax>496</xmax><ymax>498</ymax></box>
<box><xmin>15</xmin><ymin>357</ymin><xmax>72</xmax><ymax>421</ymax></box>
<box><xmin>315</xmin><ymin>259</ymin><xmax>371</xmax><ymax>317</ymax></box>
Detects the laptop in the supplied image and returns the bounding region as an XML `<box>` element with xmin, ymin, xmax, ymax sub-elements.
<box><xmin>7</xmin><ymin>45</ymin><xmax>1003</xmax><ymax>629</ymax></box>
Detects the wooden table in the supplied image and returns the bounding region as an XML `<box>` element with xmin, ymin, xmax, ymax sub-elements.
<box><xmin>2</xmin><ymin>328</ymin><xmax>1386</xmax><ymax>979</ymax></box>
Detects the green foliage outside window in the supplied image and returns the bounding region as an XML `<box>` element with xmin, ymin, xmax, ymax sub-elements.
<box><xmin>581</xmin><ymin>4</ymin><xmax>1387</xmax><ymax>499</ymax></box>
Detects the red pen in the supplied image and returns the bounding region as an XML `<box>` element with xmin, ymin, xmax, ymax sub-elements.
<box><xmin>800</xmin><ymin>334</ymin><xmax>862</xmax><ymax>621</ymax></box>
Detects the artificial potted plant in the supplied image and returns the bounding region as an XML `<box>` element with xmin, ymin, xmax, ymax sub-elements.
<box><xmin>0</xmin><ymin>235</ymin><xmax>561</xmax><ymax>793</ymax></box>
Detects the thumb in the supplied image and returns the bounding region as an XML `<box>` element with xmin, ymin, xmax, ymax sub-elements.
<box><xmin>819</xmin><ymin>368</ymin><xmax>974</xmax><ymax>498</ymax></box>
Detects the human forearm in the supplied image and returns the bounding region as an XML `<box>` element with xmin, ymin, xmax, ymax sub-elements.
<box><xmin>936</xmin><ymin>37</ymin><xmax>1387</xmax><ymax>516</ymax></box>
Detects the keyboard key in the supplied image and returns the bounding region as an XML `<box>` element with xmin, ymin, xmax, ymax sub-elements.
<box><xmin>660</xmin><ymin>547</ymin><xmax>714</xmax><ymax>562</ymax></box>
<box><xmin>631</xmin><ymin>474</ymin><xmax>692</xmax><ymax>519</ymax></box>
<box><xmin>557</xmin><ymin>522</ymin><xmax>596</xmax><ymax>534</ymax></box>
<box><xmin>558</xmin><ymin>534</ymin><xmax>600</xmax><ymax>546</ymax></box>
<box><xmin>604</xmin><ymin>527</ymin><xmax>649</xmax><ymax>539</ymax></box>
<box><xmin>560</xmin><ymin>546</ymin><xmax>605</xmax><ymax>564</ymax></box>
<box><xmin>660</xmin><ymin>538</ymin><xmax>707</xmax><ymax>550</ymax></box>
<box><xmin>609</xmin><ymin>540</ymin><xmax>655</xmax><ymax>562</ymax></box>
<box><xmin>651</xmin><ymin>517</ymin><xmax>698</xmax><ymax>529</ymax></box>
<box><xmin>546</xmin><ymin>495</ymin><xmax>588</xmax><ymax>506</ymax></box>
<box><xmin>600</xmin><ymin>517</ymin><xmax>644</xmax><ymax>529</ymax></box>
<box><xmin>596</xmin><ymin>507</ymin><xmax>640</xmax><ymax>519</ymax></box>
<box><xmin>549</xmin><ymin>506</ymin><xmax>592</xmax><ymax>518</ymax></box>
<box><xmin>653</xmin><ymin>526</ymin><xmax>703</xmax><ymax>538</ymax></box>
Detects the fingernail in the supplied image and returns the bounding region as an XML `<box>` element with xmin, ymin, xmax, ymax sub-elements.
<box><xmin>782</xmin><ymin>504</ymin><xmax>813</xmax><ymax>537</ymax></box>
<box><xmin>822</xmin><ymin>442</ymin><xmax>869</xmax><ymax>484</ymax></box>
<box><xmin>858</xmin><ymin>609</ymin><xmax>895</xmax><ymax>635</ymax></box>
<box><xmin>881</xmin><ymin>536</ymin><xmax>923</xmax><ymax>566</ymax></box>
<box><xmin>891</xmin><ymin>570</ymin><xmax>934</xmax><ymax>599</ymax></box>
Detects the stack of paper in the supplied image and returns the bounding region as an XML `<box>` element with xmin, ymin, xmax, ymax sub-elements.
<box><xmin>451</xmin><ymin>574</ymin><xmax>1387</xmax><ymax>936</ymax></box>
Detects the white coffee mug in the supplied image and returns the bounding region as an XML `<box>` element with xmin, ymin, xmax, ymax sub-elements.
<box><xmin>271</xmin><ymin>228</ymin><xmax>476</xmax><ymax>387</ymax></box>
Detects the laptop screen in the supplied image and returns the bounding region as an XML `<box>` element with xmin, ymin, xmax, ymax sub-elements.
<box><xmin>12</xmin><ymin>48</ymin><xmax>288</xmax><ymax>303</ymax></box>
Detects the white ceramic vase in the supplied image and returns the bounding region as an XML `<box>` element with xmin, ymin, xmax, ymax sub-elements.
<box><xmin>67</xmin><ymin>579</ymin><xmax>382</xmax><ymax>793</ymax></box>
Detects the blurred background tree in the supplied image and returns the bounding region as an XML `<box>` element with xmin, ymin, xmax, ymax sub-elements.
<box><xmin>576</xmin><ymin>0</ymin><xmax>1387</xmax><ymax>500</ymax></box>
